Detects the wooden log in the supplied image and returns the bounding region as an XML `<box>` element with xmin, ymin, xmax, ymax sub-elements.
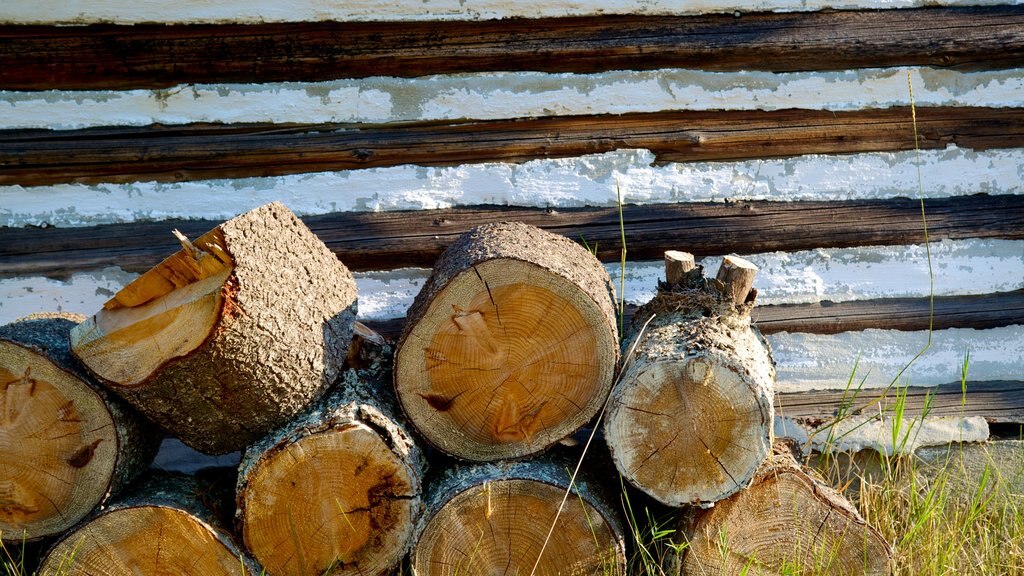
<box><xmin>38</xmin><ymin>470</ymin><xmax>261</xmax><ymax>575</ymax></box>
<box><xmin>2</xmin><ymin>106</ymin><xmax>1022</xmax><ymax>186</ymax></box>
<box><xmin>0</xmin><ymin>313</ymin><xmax>160</xmax><ymax>543</ymax></box>
<box><xmin>394</xmin><ymin>222</ymin><xmax>619</xmax><ymax>461</ymax></box>
<box><xmin>412</xmin><ymin>453</ymin><xmax>626</xmax><ymax>575</ymax></box>
<box><xmin>5</xmin><ymin>195</ymin><xmax>1023</xmax><ymax>277</ymax></box>
<box><xmin>236</xmin><ymin>340</ymin><xmax>425</xmax><ymax>576</ymax></box>
<box><xmin>69</xmin><ymin>202</ymin><xmax>358</xmax><ymax>454</ymax></box>
<box><xmin>604</xmin><ymin>260</ymin><xmax>775</xmax><ymax>507</ymax></box>
<box><xmin>367</xmin><ymin>285</ymin><xmax>1024</xmax><ymax>341</ymax></box>
<box><xmin>1</xmin><ymin>7</ymin><xmax>1021</xmax><ymax>90</ymax></box>
<box><xmin>778</xmin><ymin>380</ymin><xmax>1024</xmax><ymax>425</ymax></box>
<box><xmin>672</xmin><ymin>442</ymin><xmax>893</xmax><ymax>575</ymax></box>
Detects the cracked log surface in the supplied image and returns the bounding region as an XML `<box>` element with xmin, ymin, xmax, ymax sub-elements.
<box><xmin>395</xmin><ymin>222</ymin><xmax>619</xmax><ymax>461</ymax></box>
<box><xmin>0</xmin><ymin>314</ymin><xmax>159</xmax><ymax>543</ymax></box>
<box><xmin>412</xmin><ymin>452</ymin><xmax>626</xmax><ymax>576</ymax></box>
<box><xmin>69</xmin><ymin>202</ymin><xmax>358</xmax><ymax>454</ymax></box>
<box><xmin>38</xmin><ymin>470</ymin><xmax>260</xmax><ymax>575</ymax></box>
<box><xmin>673</xmin><ymin>442</ymin><xmax>893</xmax><ymax>575</ymax></box>
<box><xmin>236</xmin><ymin>340</ymin><xmax>425</xmax><ymax>576</ymax></box>
<box><xmin>604</xmin><ymin>257</ymin><xmax>775</xmax><ymax>507</ymax></box>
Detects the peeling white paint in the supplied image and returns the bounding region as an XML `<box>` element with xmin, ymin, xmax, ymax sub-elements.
<box><xmin>3</xmin><ymin>68</ymin><xmax>1022</xmax><ymax>130</ymax></box>
<box><xmin>775</xmin><ymin>414</ymin><xmax>990</xmax><ymax>455</ymax></box>
<box><xmin>3</xmin><ymin>147</ymin><xmax>1021</xmax><ymax>228</ymax></box>
<box><xmin>0</xmin><ymin>268</ymin><xmax>139</xmax><ymax>324</ymax></box>
<box><xmin>1</xmin><ymin>0</ymin><xmax>1018</xmax><ymax>24</ymax></box>
<box><xmin>3</xmin><ymin>239</ymin><xmax>1019</xmax><ymax>325</ymax></box>
<box><xmin>770</xmin><ymin>326</ymin><xmax>1024</xmax><ymax>392</ymax></box>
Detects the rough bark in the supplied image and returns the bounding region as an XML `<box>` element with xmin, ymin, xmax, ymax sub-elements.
<box><xmin>38</xmin><ymin>470</ymin><xmax>261</xmax><ymax>575</ymax></box>
<box><xmin>0</xmin><ymin>314</ymin><xmax>160</xmax><ymax>543</ymax></box>
<box><xmin>236</xmin><ymin>341</ymin><xmax>425</xmax><ymax>576</ymax></box>
<box><xmin>395</xmin><ymin>221</ymin><xmax>619</xmax><ymax>461</ymax></box>
<box><xmin>71</xmin><ymin>202</ymin><xmax>358</xmax><ymax>454</ymax></box>
<box><xmin>604</xmin><ymin>260</ymin><xmax>775</xmax><ymax>507</ymax></box>
<box><xmin>672</xmin><ymin>442</ymin><xmax>893</xmax><ymax>575</ymax></box>
<box><xmin>412</xmin><ymin>452</ymin><xmax>626</xmax><ymax>576</ymax></box>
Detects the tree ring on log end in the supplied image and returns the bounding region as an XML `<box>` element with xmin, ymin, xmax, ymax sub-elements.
<box><xmin>39</xmin><ymin>506</ymin><xmax>248</xmax><ymax>575</ymax></box>
<box><xmin>239</xmin><ymin>424</ymin><xmax>419</xmax><ymax>576</ymax></box>
<box><xmin>0</xmin><ymin>341</ymin><xmax>117</xmax><ymax>542</ymax></box>
<box><xmin>396</xmin><ymin>258</ymin><xmax>618</xmax><ymax>461</ymax></box>
<box><xmin>606</xmin><ymin>355</ymin><xmax>772</xmax><ymax>507</ymax></box>
<box><xmin>414</xmin><ymin>478</ymin><xmax>623</xmax><ymax>576</ymax></box>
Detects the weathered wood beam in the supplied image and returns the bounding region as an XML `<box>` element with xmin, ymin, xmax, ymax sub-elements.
<box><xmin>777</xmin><ymin>380</ymin><xmax>1024</xmax><ymax>424</ymax></box>
<box><xmin>753</xmin><ymin>290</ymin><xmax>1024</xmax><ymax>335</ymax></box>
<box><xmin>359</xmin><ymin>291</ymin><xmax>1024</xmax><ymax>340</ymax></box>
<box><xmin>2</xmin><ymin>196</ymin><xmax>1021</xmax><ymax>277</ymax></box>
<box><xmin>2</xmin><ymin>107</ymin><xmax>1023</xmax><ymax>186</ymax></box>
<box><xmin>1</xmin><ymin>7</ymin><xmax>1021</xmax><ymax>90</ymax></box>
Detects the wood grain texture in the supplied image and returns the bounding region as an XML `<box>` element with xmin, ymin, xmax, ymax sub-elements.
<box><xmin>3</xmin><ymin>196</ymin><xmax>1021</xmax><ymax>277</ymax></box>
<box><xmin>752</xmin><ymin>290</ymin><xmax>1024</xmax><ymax>335</ymax></box>
<box><xmin>776</xmin><ymin>380</ymin><xmax>1024</xmax><ymax>424</ymax></box>
<box><xmin>2</xmin><ymin>107</ymin><xmax>1023</xmax><ymax>186</ymax></box>
<box><xmin>1</xmin><ymin>7</ymin><xmax>1022</xmax><ymax>90</ymax></box>
<box><xmin>361</xmin><ymin>290</ymin><xmax>1024</xmax><ymax>340</ymax></box>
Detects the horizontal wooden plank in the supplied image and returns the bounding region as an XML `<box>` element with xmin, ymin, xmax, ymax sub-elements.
<box><xmin>752</xmin><ymin>291</ymin><xmax>1024</xmax><ymax>335</ymax></box>
<box><xmin>3</xmin><ymin>107</ymin><xmax>1023</xmax><ymax>187</ymax></box>
<box><xmin>1</xmin><ymin>7</ymin><xmax>1022</xmax><ymax>90</ymax></box>
<box><xmin>358</xmin><ymin>290</ymin><xmax>1024</xmax><ymax>340</ymax></box>
<box><xmin>2</xmin><ymin>196</ymin><xmax>1021</xmax><ymax>277</ymax></box>
<box><xmin>777</xmin><ymin>381</ymin><xmax>1024</xmax><ymax>424</ymax></box>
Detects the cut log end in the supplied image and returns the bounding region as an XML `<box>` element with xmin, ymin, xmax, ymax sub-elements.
<box><xmin>414</xmin><ymin>479</ymin><xmax>622</xmax><ymax>576</ymax></box>
<box><xmin>39</xmin><ymin>506</ymin><xmax>247</xmax><ymax>575</ymax></box>
<box><xmin>677</xmin><ymin>450</ymin><xmax>893</xmax><ymax>575</ymax></box>
<box><xmin>606</xmin><ymin>355</ymin><xmax>772</xmax><ymax>507</ymax></box>
<box><xmin>0</xmin><ymin>340</ymin><xmax>118</xmax><ymax>541</ymax></box>
<box><xmin>397</xmin><ymin>257</ymin><xmax>617</xmax><ymax>460</ymax></box>
<box><xmin>240</xmin><ymin>424</ymin><xmax>419</xmax><ymax>576</ymax></box>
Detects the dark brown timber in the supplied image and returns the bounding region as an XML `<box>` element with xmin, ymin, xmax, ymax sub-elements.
<box><xmin>361</xmin><ymin>290</ymin><xmax>1024</xmax><ymax>341</ymax></box>
<box><xmin>1</xmin><ymin>107</ymin><xmax>1023</xmax><ymax>186</ymax></box>
<box><xmin>777</xmin><ymin>380</ymin><xmax>1024</xmax><ymax>425</ymax></box>
<box><xmin>3</xmin><ymin>195</ymin><xmax>1022</xmax><ymax>277</ymax></box>
<box><xmin>0</xmin><ymin>7</ymin><xmax>1022</xmax><ymax>90</ymax></box>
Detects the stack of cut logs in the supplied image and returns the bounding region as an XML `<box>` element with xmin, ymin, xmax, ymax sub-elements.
<box><xmin>0</xmin><ymin>202</ymin><xmax>892</xmax><ymax>575</ymax></box>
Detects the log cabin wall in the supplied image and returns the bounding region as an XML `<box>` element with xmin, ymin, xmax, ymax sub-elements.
<box><xmin>1</xmin><ymin>0</ymin><xmax>1022</xmax><ymax>457</ymax></box>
